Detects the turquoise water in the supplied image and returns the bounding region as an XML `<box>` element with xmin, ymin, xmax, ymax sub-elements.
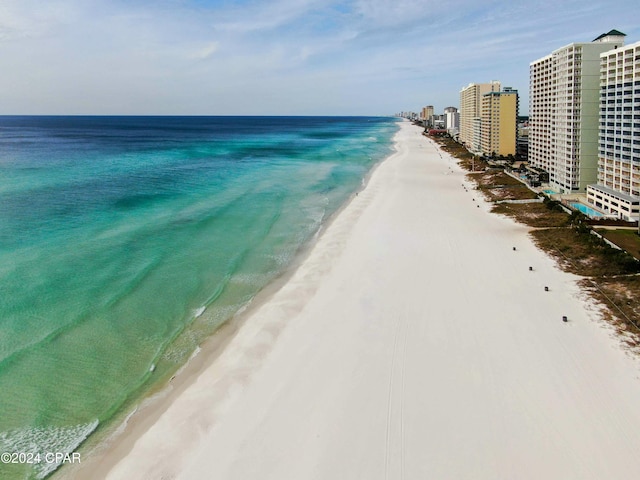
<box><xmin>543</xmin><ymin>189</ymin><xmax>557</xmax><ymax>195</ymax></box>
<box><xmin>0</xmin><ymin>116</ymin><xmax>398</xmax><ymax>479</ymax></box>
<box><xmin>570</xmin><ymin>202</ymin><xmax>605</xmax><ymax>217</ymax></box>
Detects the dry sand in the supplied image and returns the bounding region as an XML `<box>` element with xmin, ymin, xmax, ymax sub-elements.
<box><xmin>69</xmin><ymin>121</ymin><xmax>640</xmax><ymax>479</ymax></box>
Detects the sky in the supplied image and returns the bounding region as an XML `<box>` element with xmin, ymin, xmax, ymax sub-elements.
<box><xmin>0</xmin><ymin>0</ymin><xmax>639</xmax><ymax>116</ymax></box>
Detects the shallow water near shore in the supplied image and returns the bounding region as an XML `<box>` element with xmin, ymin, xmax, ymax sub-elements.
<box><xmin>0</xmin><ymin>115</ymin><xmax>398</xmax><ymax>479</ymax></box>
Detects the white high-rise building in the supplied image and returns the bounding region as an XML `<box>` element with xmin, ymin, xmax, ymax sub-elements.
<box><xmin>586</xmin><ymin>40</ymin><xmax>640</xmax><ymax>220</ymax></box>
<box><xmin>444</xmin><ymin>106</ymin><xmax>459</xmax><ymax>134</ymax></box>
<box><xmin>529</xmin><ymin>30</ymin><xmax>626</xmax><ymax>193</ymax></box>
<box><xmin>529</xmin><ymin>54</ymin><xmax>554</xmax><ymax>173</ymax></box>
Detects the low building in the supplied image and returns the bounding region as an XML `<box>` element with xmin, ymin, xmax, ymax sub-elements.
<box><xmin>428</xmin><ymin>129</ymin><xmax>448</xmax><ymax>136</ymax></box>
<box><xmin>586</xmin><ymin>185</ymin><xmax>640</xmax><ymax>220</ymax></box>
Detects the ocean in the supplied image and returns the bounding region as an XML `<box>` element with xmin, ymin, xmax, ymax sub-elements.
<box><xmin>0</xmin><ymin>116</ymin><xmax>399</xmax><ymax>479</ymax></box>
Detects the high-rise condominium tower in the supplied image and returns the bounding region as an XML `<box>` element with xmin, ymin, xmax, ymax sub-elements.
<box><xmin>459</xmin><ymin>81</ymin><xmax>500</xmax><ymax>152</ymax></box>
<box><xmin>421</xmin><ymin>105</ymin><xmax>434</xmax><ymax>125</ymax></box>
<box><xmin>529</xmin><ymin>30</ymin><xmax>625</xmax><ymax>193</ymax></box>
<box><xmin>480</xmin><ymin>87</ymin><xmax>519</xmax><ymax>157</ymax></box>
<box><xmin>586</xmin><ymin>40</ymin><xmax>640</xmax><ymax>220</ymax></box>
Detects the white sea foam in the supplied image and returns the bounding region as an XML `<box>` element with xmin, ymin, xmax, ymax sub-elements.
<box><xmin>235</xmin><ymin>301</ymin><xmax>252</xmax><ymax>316</ymax></box>
<box><xmin>230</xmin><ymin>273</ymin><xmax>271</xmax><ymax>286</ymax></box>
<box><xmin>189</xmin><ymin>345</ymin><xmax>202</xmax><ymax>360</ymax></box>
<box><xmin>267</xmin><ymin>251</ymin><xmax>294</xmax><ymax>268</ymax></box>
<box><xmin>167</xmin><ymin>345</ymin><xmax>203</xmax><ymax>380</ymax></box>
<box><xmin>203</xmin><ymin>305</ymin><xmax>244</xmax><ymax>327</ymax></box>
<box><xmin>0</xmin><ymin>419</ymin><xmax>99</xmax><ymax>479</ymax></box>
<box><xmin>111</xmin><ymin>407</ymin><xmax>138</xmax><ymax>439</ymax></box>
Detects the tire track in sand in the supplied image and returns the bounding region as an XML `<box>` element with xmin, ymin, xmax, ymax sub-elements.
<box><xmin>385</xmin><ymin>308</ymin><xmax>409</xmax><ymax>480</ymax></box>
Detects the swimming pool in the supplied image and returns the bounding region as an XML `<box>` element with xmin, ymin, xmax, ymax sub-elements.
<box><xmin>570</xmin><ymin>202</ymin><xmax>606</xmax><ymax>217</ymax></box>
<box><xmin>543</xmin><ymin>189</ymin><xmax>557</xmax><ymax>195</ymax></box>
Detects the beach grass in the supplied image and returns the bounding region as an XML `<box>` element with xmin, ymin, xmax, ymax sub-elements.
<box><xmin>579</xmin><ymin>276</ymin><xmax>640</xmax><ymax>351</ymax></box>
<box><xmin>491</xmin><ymin>202</ymin><xmax>570</xmax><ymax>228</ymax></box>
<box><xmin>430</xmin><ymin>135</ymin><xmax>485</xmax><ymax>170</ymax></box>
<box><xmin>530</xmin><ymin>225</ymin><xmax>640</xmax><ymax>339</ymax></box>
<box><xmin>595</xmin><ymin>229</ymin><xmax>640</xmax><ymax>261</ymax></box>
<box><xmin>530</xmin><ymin>226</ymin><xmax>640</xmax><ymax>277</ymax></box>
<box><xmin>429</xmin><ymin>135</ymin><xmax>640</xmax><ymax>344</ymax></box>
<box><xmin>472</xmin><ymin>170</ymin><xmax>539</xmax><ymax>201</ymax></box>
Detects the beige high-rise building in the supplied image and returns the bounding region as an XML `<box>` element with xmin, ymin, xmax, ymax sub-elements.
<box><xmin>421</xmin><ymin>105</ymin><xmax>434</xmax><ymax>125</ymax></box>
<box><xmin>480</xmin><ymin>87</ymin><xmax>518</xmax><ymax>156</ymax></box>
<box><xmin>459</xmin><ymin>81</ymin><xmax>500</xmax><ymax>150</ymax></box>
<box><xmin>586</xmin><ymin>40</ymin><xmax>640</xmax><ymax>220</ymax></box>
<box><xmin>529</xmin><ymin>30</ymin><xmax>626</xmax><ymax>193</ymax></box>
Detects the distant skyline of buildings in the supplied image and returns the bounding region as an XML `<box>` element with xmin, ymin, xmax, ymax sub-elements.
<box><xmin>399</xmin><ymin>28</ymin><xmax>640</xmax><ymax>221</ymax></box>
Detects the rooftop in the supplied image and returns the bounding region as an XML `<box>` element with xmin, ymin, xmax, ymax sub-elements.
<box><xmin>592</xmin><ymin>29</ymin><xmax>626</xmax><ymax>42</ymax></box>
<box><xmin>589</xmin><ymin>184</ymin><xmax>638</xmax><ymax>203</ymax></box>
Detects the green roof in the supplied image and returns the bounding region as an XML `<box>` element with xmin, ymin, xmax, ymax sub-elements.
<box><xmin>592</xmin><ymin>29</ymin><xmax>626</xmax><ymax>41</ymax></box>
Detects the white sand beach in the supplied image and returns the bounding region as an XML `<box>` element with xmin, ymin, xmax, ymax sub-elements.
<box><xmin>70</xmin><ymin>121</ymin><xmax>640</xmax><ymax>479</ymax></box>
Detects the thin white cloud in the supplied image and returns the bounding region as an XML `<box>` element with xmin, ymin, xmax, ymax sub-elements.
<box><xmin>0</xmin><ymin>0</ymin><xmax>638</xmax><ymax>114</ymax></box>
<box><xmin>352</xmin><ymin>0</ymin><xmax>443</xmax><ymax>27</ymax></box>
<box><xmin>210</xmin><ymin>0</ymin><xmax>327</xmax><ymax>34</ymax></box>
<box><xmin>188</xmin><ymin>42</ymin><xmax>220</xmax><ymax>60</ymax></box>
<box><xmin>0</xmin><ymin>0</ymin><xmax>79</xmax><ymax>41</ymax></box>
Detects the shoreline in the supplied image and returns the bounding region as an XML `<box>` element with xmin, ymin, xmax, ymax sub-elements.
<box><xmin>65</xmin><ymin>121</ymin><xmax>640</xmax><ymax>479</ymax></box>
<box><xmin>56</xmin><ymin>120</ymin><xmax>401</xmax><ymax>480</ymax></box>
